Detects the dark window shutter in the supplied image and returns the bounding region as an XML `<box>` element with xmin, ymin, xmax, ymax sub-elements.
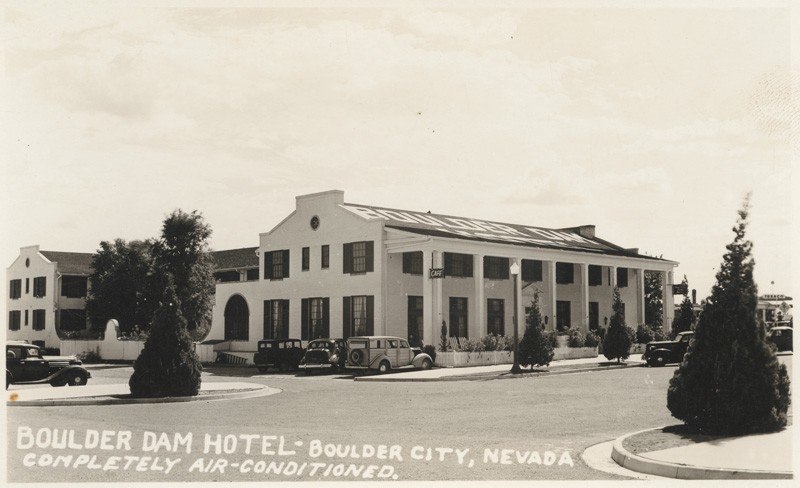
<box><xmin>343</xmin><ymin>297</ymin><xmax>352</xmax><ymax>340</ymax></box>
<box><xmin>343</xmin><ymin>243</ymin><xmax>353</xmax><ymax>274</ymax></box>
<box><xmin>366</xmin><ymin>296</ymin><xmax>374</xmax><ymax>335</ymax></box>
<box><xmin>281</xmin><ymin>300</ymin><xmax>290</xmax><ymax>338</ymax></box>
<box><xmin>366</xmin><ymin>241</ymin><xmax>374</xmax><ymax>272</ymax></box>
<box><xmin>443</xmin><ymin>253</ymin><xmax>451</xmax><ymax>275</ymax></box>
<box><xmin>301</xmin><ymin>298</ymin><xmax>309</xmax><ymax>340</ymax></box>
<box><xmin>403</xmin><ymin>252</ymin><xmax>411</xmax><ymax>273</ymax></box>
<box><xmin>282</xmin><ymin>250</ymin><xmax>290</xmax><ymax>278</ymax></box>
<box><xmin>263</xmin><ymin>300</ymin><xmax>272</xmax><ymax>339</ymax></box>
<box><xmin>465</xmin><ymin>255</ymin><xmax>473</xmax><ymax>277</ymax></box>
<box><xmin>617</xmin><ymin>268</ymin><xmax>628</xmax><ymax>287</ymax></box>
<box><xmin>322</xmin><ymin>298</ymin><xmax>330</xmax><ymax>338</ymax></box>
<box><xmin>264</xmin><ymin>252</ymin><xmax>273</xmax><ymax>280</ymax></box>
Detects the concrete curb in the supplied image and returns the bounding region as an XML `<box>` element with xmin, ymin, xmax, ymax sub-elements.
<box><xmin>611</xmin><ymin>427</ymin><xmax>793</xmax><ymax>480</ymax></box>
<box><xmin>354</xmin><ymin>362</ymin><xmax>642</xmax><ymax>382</ymax></box>
<box><xmin>7</xmin><ymin>385</ymin><xmax>280</xmax><ymax>407</ymax></box>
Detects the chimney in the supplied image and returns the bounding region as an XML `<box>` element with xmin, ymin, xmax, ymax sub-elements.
<box><xmin>577</xmin><ymin>225</ymin><xmax>595</xmax><ymax>239</ymax></box>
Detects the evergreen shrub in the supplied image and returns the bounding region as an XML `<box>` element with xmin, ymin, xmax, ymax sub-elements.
<box><xmin>667</xmin><ymin>199</ymin><xmax>790</xmax><ymax>434</ymax></box>
<box><xmin>603</xmin><ymin>288</ymin><xmax>632</xmax><ymax>363</ymax></box>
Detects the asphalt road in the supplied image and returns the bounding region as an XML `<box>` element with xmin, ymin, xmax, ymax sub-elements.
<box><xmin>6</xmin><ymin>356</ymin><xmax>792</xmax><ymax>482</ymax></box>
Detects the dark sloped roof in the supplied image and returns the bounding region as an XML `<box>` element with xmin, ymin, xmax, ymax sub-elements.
<box><xmin>211</xmin><ymin>247</ymin><xmax>259</xmax><ymax>270</ymax></box>
<box><xmin>343</xmin><ymin>203</ymin><xmax>668</xmax><ymax>262</ymax></box>
<box><xmin>39</xmin><ymin>251</ymin><xmax>94</xmax><ymax>275</ymax></box>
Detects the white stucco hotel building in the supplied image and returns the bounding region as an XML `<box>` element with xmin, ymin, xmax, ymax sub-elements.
<box><xmin>7</xmin><ymin>190</ymin><xmax>678</xmax><ymax>351</ymax></box>
<box><xmin>209</xmin><ymin>190</ymin><xmax>678</xmax><ymax>353</ymax></box>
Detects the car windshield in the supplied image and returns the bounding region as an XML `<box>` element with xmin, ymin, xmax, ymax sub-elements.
<box><xmin>309</xmin><ymin>342</ymin><xmax>331</xmax><ymax>350</ymax></box>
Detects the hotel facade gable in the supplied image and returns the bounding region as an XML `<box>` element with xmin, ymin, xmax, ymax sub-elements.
<box><xmin>209</xmin><ymin>190</ymin><xmax>678</xmax><ymax>352</ymax></box>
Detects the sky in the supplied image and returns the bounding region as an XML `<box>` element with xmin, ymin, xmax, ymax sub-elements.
<box><xmin>1</xmin><ymin>1</ymin><xmax>796</xmax><ymax>314</ymax></box>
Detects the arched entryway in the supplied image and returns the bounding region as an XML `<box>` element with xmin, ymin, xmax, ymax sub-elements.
<box><xmin>224</xmin><ymin>295</ymin><xmax>249</xmax><ymax>341</ymax></box>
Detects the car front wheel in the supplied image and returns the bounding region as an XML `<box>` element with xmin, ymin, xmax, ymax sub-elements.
<box><xmin>378</xmin><ymin>360</ymin><xmax>390</xmax><ymax>374</ymax></box>
<box><xmin>67</xmin><ymin>372</ymin><xmax>88</xmax><ymax>386</ymax></box>
<box><xmin>420</xmin><ymin>358</ymin><xmax>432</xmax><ymax>370</ymax></box>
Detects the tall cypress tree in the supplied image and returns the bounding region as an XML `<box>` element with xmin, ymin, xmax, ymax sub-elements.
<box><xmin>603</xmin><ymin>287</ymin><xmax>631</xmax><ymax>363</ymax></box>
<box><xmin>667</xmin><ymin>197</ymin><xmax>790</xmax><ymax>434</ymax></box>
<box><xmin>129</xmin><ymin>283</ymin><xmax>202</xmax><ymax>398</ymax></box>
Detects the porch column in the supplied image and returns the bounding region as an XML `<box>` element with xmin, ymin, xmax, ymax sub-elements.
<box><xmin>610</xmin><ymin>265</ymin><xmax>617</xmax><ymax>289</ymax></box>
<box><xmin>663</xmin><ymin>270</ymin><xmax>675</xmax><ymax>334</ymax></box>
<box><xmin>432</xmin><ymin>250</ymin><xmax>444</xmax><ymax>339</ymax></box>
<box><xmin>545</xmin><ymin>260</ymin><xmax>556</xmax><ymax>332</ymax></box>
<box><xmin>422</xmin><ymin>250</ymin><xmax>433</xmax><ymax>346</ymax></box>
<box><xmin>637</xmin><ymin>268</ymin><xmax>646</xmax><ymax>325</ymax></box>
<box><xmin>473</xmin><ymin>254</ymin><xmax>485</xmax><ymax>338</ymax></box>
<box><xmin>580</xmin><ymin>263</ymin><xmax>589</xmax><ymax>333</ymax></box>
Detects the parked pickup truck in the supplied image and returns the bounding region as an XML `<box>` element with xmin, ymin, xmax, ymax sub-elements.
<box><xmin>642</xmin><ymin>331</ymin><xmax>694</xmax><ymax>367</ymax></box>
<box><xmin>6</xmin><ymin>341</ymin><xmax>91</xmax><ymax>388</ymax></box>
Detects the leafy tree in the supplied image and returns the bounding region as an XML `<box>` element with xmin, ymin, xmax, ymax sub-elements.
<box><xmin>519</xmin><ymin>294</ymin><xmax>554</xmax><ymax>368</ymax></box>
<box><xmin>667</xmin><ymin>198</ymin><xmax>790</xmax><ymax>434</ymax></box>
<box><xmin>85</xmin><ymin>239</ymin><xmax>159</xmax><ymax>336</ymax></box>
<box><xmin>603</xmin><ymin>287</ymin><xmax>632</xmax><ymax>363</ymax></box>
<box><xmin>151</xmin><ymin>209</ymin><xmax>215</xmax><ymax>340</ymax></box>
<box><xmin>671</xmin><ymin>276</ymin><xmax>696</xmax><ymax>338</ymax></box>
<box><xmin>129</xmin><ymin>283</ymin><xmax>202</xmax><ymax>398</ymax></box>
<box><xmin>644</xmin><ymin>271</ymin><xmax>663</xmax><ymax>329</ymax></box>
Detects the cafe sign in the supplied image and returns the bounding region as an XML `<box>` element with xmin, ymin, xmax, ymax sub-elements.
<box><xmin>429</xmin><ymin>268</ymin><xmax>445</xmax><ymax>279</ymax></box>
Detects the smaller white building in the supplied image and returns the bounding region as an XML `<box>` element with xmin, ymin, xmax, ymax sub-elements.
<box><xmin>6</xmin><ymin>246</ymin><xmax>93</xmax><ymax>348</ymax></box>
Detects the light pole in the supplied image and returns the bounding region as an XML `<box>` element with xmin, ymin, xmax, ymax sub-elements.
<box><xmin>510</xmin><ymin>261</ymin><xmax>522</xmax><ymax>374</ymax></box>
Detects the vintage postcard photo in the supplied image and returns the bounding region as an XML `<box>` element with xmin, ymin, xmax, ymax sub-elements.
<box><xmin>2</xmin><ymin>0</ymin><xmax>795</xmax><ymax>486</ymax></box>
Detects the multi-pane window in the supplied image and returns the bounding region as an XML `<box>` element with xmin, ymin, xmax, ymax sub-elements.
<box><xmin>556</xmin><ymin>300</ymin><xmax>571</xmax><ymax>331</ymax></box>
<box><xmin>449</xmin><ymin>297</ymin><xmax>469</xmax><ymax>338</ymax></box>
<box><xmin>302</xmin><ymin>297</ymin><xmax>329</xmax><ymax>340</ymax></box>
<box><xmin>214</xmin><ymin>271</ymin><xmax>240</xmax><ymax>282</ymax></box>
<box><xmin>9</xmin><ymin>311</ymin><xmax>21</xmax><ymax>330</ymax></box>
<box><xmin>617</xmin><ymin>268</ymin><xmax>629</xmax><ymax>288</ymax></box>
<box><xmin>487</xmin><ymin>299</ymin><xmax>505</xmax><ymax>336</ymax></box>
<box><xmin>556</xmin><ymin>263</ymin><xmax>574</xmax><ymax>284</ymax></box>
<box><xmin>321</xmin><ymin>245</ymin><xmax>330</xmax><ymax>269</ymax></box>
<box><xmin>246</xmin><ymin>268</ymin><xmax>260</xmax><ymax>281</ymax></box>
<box><xmin>264</xmin><ymin>250</ymin><xmax>290</xmax><ymax>280</ymax></box>
<box><xmin>33</xmin><ymin>309</ymin><xmax>46</xmax><ymax>331</ymax></box>
<box><xmin>302</xmin><ymin>247</ymin><xmax>310</xmax><ymax>271</ymax></box>
<box><xmin>33</xmin><ymin>276</ymin><xmax>47</xmax><ymax>297</ymax></box>
<box><xmin>343</xmin><ymin>295</ymin><xmax>374</xmax><ymax>338</ymax></box>
<box><xmin>444</xmin><ymin>253</ymin><xmax>473</xmax><ymax>278</ymax></box>
<box><xmin>343</xmin><ymin>241</ymin><xmax>374</xmax><ymax>274</ymax></box>
<box><xmin>484</xmin><ymin>256</ymin><xmax>509</xmax><ymax>280</ymax></box>
<box><xmin>407</xmin><ymin>296</ymin><xmax>423</xmax><ymax>346</ymax></box>
<box><xmin>352</xmin><ymin>296</ymin><xmax>367</xmax><ymax>335</ymax></box>
<box><xmin>521</xmin><ymin>259</ymin><xmax>542</xmax><ymax>282</ymax></box>
<box><xmin>588</xmin><ymin>265</ymin><xmax>602</xmax><ymax>286</ymax></box>
<box><xmin>263</xmin><ymin>299</ymin><xmax>289</xmax><ymax>339</ymax></box>
<box><xmin>59</xmin><ymin>309</ymin><xmax>86</xmax><ymax>331</ymax></box>
<box><xmin>9</xmin><ymin>279</ymin><xmax>21</xmax><ymax>299</ymax></box>
<box><xmin>61</xmin><ymin>276</ymin><xmax>89</xmax><ymax>298</ymax></box>
<box><xmin>402</xmin><ymin>252</ymin><xmax>423</xmax><ymax>275</ymax></box>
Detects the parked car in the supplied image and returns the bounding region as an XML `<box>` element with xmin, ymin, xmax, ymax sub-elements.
<box><xmin>642</xmin><ymin>331</ymin><xmax>694</xmax><ymax>367</ymax></box>
<box><xmin>345</xmin><ymin>336</ymin><xmax>433</xmax><ymax>373</ymax></box>
<box><xmin>768</xmin><ymin>326</ymin><xmax>793</xmax><ymax>352</ymax></box>
<box><xmin>298</xmin><ymin>338</ymin><xmax>346</xmax><ymax>375</ymax></box>
<box><xmin>6</xmin><ymin>341</ymin><xmax>91</xmax><ymax>389</ymax></box>
<box><xmin>253</xmin><ymin>339</ymin><xmax>305</xmax><ymax>373</ymax></box>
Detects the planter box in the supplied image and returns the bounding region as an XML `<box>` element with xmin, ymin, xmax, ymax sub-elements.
<box><xmin>434</xmin><ymin>347</ymin><xmax>598</xmax><ymax>368</ymax></box>
<box><xmin>552</xmin><ymin>346</ymin><xmax>598</xmax><ymax>361</ymax></box>
<box><xmin>435</xmin><ymin>350</ymin><xmax>513</xmax><ymax>368</ymax></box>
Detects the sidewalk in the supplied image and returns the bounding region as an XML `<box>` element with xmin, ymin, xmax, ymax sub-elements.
<box><xmin>354</xmin><ymin>354</ymin><xmax>644</xmax><ymax>381</ymax></box>
<box><xmin>611</xmin><ymin>425</ymin><xmax>793</xmax><ymax>479</ymax></box>
<box><xmin>7</xmin><ymin>381</ymin><xmax>279</xmax><ymax>406</ymax></box>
